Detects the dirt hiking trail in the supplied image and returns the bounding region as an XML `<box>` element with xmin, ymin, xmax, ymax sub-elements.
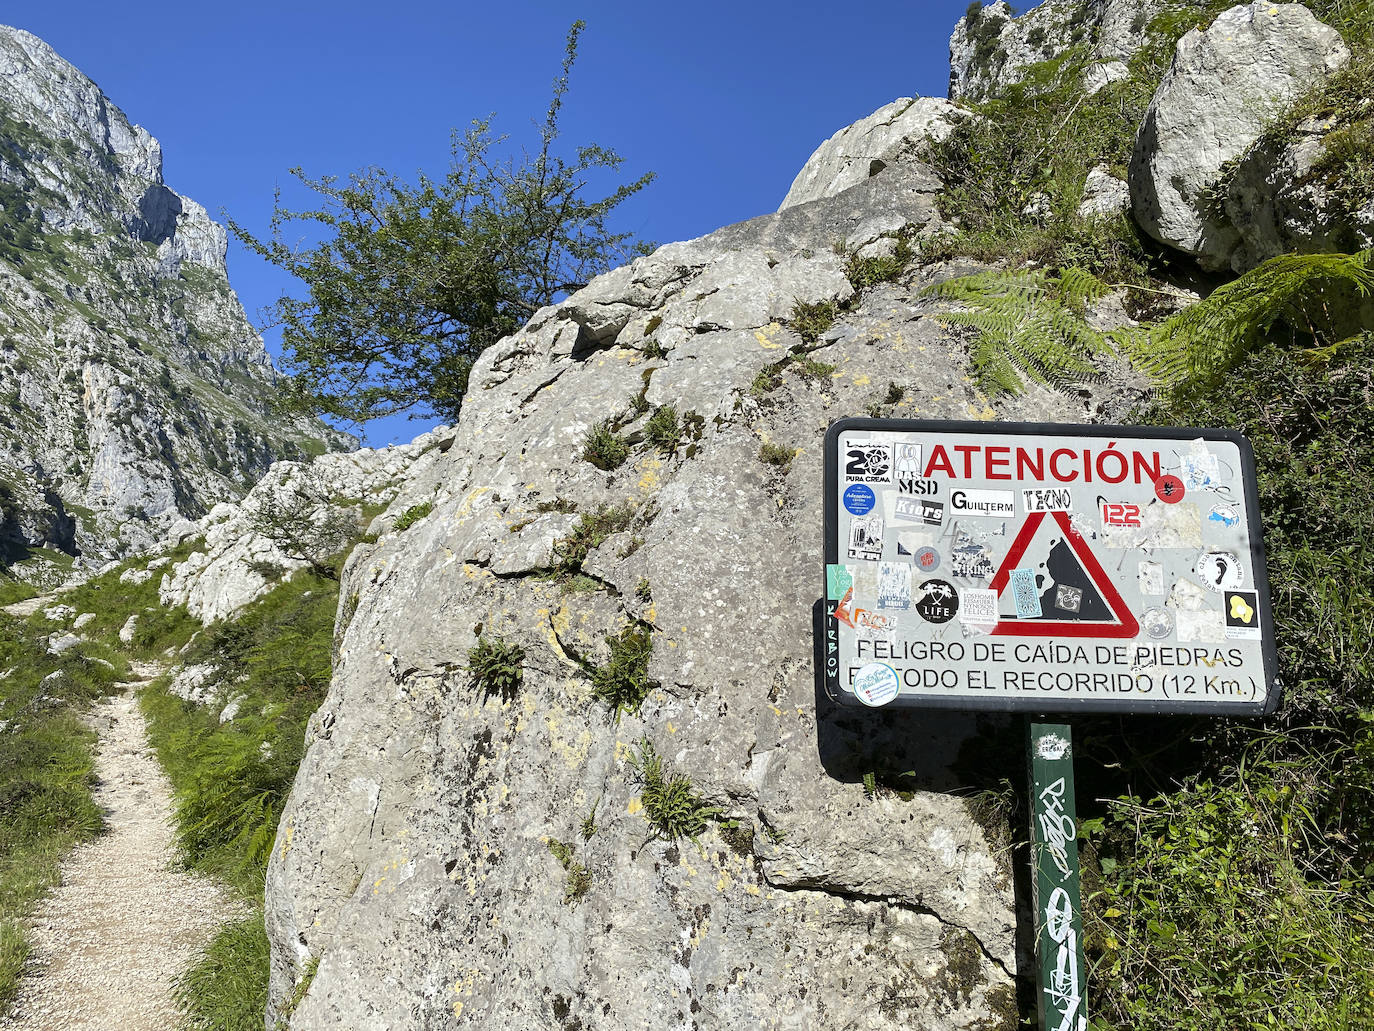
<box><xmin>3</xmin><ymin>676</ymin><xmax>245</xmax><ymax>1030</ymax></box>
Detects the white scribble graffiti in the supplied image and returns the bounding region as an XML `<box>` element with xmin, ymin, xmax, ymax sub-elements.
<box><xmin>1044</xmin><ymin>887</ymin><xmax>1085</xmax><ymax>1031</ymax></box>
<box><xmin>1038</xmin><ymin>777</ymin><xmax>1076</xmax><ymax>877</ymax></box>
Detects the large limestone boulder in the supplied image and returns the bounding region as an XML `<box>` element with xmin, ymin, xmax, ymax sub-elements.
<box><xmin>261</xmin><ymin>114</ymin><xmax>1145</xmax><ymax>1028</ymax></box>
<box><xmin>1129</xmin><ymin>2</ymin><xmax>1351</xmax><ymax>269</ymax></box>
<box><xmin>778</xmin><ymin>98</ymin><xmax>964</xmax><ymax>211</ymax></box>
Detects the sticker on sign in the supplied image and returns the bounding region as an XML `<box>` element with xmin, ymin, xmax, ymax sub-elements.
<box><xmin>822</xmin><ymin>418</ymin><xmax>1279</xmax><ymax>715</ymax></box>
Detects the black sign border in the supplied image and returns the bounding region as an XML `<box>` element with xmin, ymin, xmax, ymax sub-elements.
<box><xmin>822</xmin><ymin>417</ymin><xmax>1281</xmax><ymax>716</ymax></box>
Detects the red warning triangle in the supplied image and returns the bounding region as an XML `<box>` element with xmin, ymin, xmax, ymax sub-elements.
<box><xmin>987</xmin><ymin>511</ymin><xmax>1139</xmax><ymax>639</ymax></box>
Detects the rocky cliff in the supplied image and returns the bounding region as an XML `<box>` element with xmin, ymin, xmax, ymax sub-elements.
<box><xmin>0</xmin><ymin>25</ymin><xmax>349</xmax><ymax>579</ymax></box>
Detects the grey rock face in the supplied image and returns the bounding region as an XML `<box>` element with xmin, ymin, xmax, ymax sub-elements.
<box><xmin>1222</xmin><ymin>113</ymin><xmax>1374</xmax><ymax>271</ymax></box>
<box><xmin>0</xmin><ymin>24</ymin><xmax>350</xmax><ymax>570</ymax></box>
<box><xmin>949</xmin><ymin>0</ymin><xmax>1165</xmax><ymax>103</ymax></box>
<box><xmin>1078</xmin><ymin>164</ymin><xmax>1131</xmax><ymax>219</ymax></box>
<box><xmin>262</xmin><ymin>123</ymin><xmax>1142</xmax><ymax>1029</ymax></box>
<box><xmin>1129</xmin><ymin>3</ymin><xmax>1351</xmax><ymax>268</ymax></box>
<box><xmin>778</xmin><ymin>98</ymin><xmax>964</xmax><ymax>211</ymax></box>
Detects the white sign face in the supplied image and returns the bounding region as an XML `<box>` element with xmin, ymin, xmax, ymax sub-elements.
<box><xmin>822</xmin><ymin>419</ymin><xmax>1279</xmax><ymax>714</ymax></box>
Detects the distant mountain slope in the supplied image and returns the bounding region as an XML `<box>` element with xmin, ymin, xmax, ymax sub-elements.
<box><xmin>0</xmin><ymin>25</ymin><xmax>350</xmax><ymax>579</ymax></box>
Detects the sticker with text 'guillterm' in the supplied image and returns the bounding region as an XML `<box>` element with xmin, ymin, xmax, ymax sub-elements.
<box><xmin>822</xmin><ymin>419</ymin><xmax>1279</xmax><ymax>715</ymax></box>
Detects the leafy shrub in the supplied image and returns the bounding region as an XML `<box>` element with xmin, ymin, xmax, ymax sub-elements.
<box><xmin>1081</xmin><ymin>331</ymin><xmax>1374</xmax><ymax>1028</ymax></box>
<box><xmin>393</xmin><ymin>500</ymin><xmax>433</xmax><ymax>531</ymax></box>
<box><xmin>468</xmin><ymin>635</ymin><xmax>525</xmax><ymax>698</ymax></box>
<box><xmin>629</xmin><ymin>739</ymin><xmax>720</xmax><ymax>842</ymax></box>
<box><xmin>590</xmin><ymin>624</ymin><xmax>656</xmax><ymax>719</ymax></box>
<box><xmin>582</xmin><ymin>420</ymin><xmax>630</xmax><ymax>470</ymax></box>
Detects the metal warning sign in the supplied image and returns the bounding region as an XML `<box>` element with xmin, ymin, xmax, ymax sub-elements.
<box><xmin>822</xmin><ymin>418</ymin><xmax>1279</xmax><ymax>714</ymax></box>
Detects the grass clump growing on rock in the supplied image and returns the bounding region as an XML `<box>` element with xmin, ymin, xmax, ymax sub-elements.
<box><xmin>758</xmin><ymin>442</ymin><xmax>795</xmax><ymax>467</ymax></box>
<box><xmin>788</xmin><ymin>299</ymin><xmax>838</xmax><ymax>344</ymax></box>
<box><xmin>643</xmin><ymin>404</ymin><xmax>679</xmax><ymax>454</ymax></box>
<box><xmin>392</xmin><ymin>500</ymin><xmax>433</xmax><ymax>531</ymax></box>
<box><xmin>468</xmin><ymin>635</ymin><xmax>525</xmax><ymax>698</ymax></box>
<box><xmin>590</xmin><ymin>624</ymin><xmax>656</xmax><ymax>719</ymax></box>
<box><xmin>628</xmin><ymin>739</ymin><xmax>720</xmax><ymax>842</ymax></box>
<box><xmin>582</xmin><ymin>420</ymin><xmax>630</xmax><ymax>470</ymax></box>
<box><xmin>554</xmin><ymin>504</ymin><xmax>636</xmax><ymax>574</ymax></box>
<box><xmin>172</xmin><ymin>914</ymin><xmax>270</xmax><ymax>1031</ymax></box>
<box><xmin>546</xmin><ymin>839</ymin><xmax>592</xmax><ymax>904</ymax></box>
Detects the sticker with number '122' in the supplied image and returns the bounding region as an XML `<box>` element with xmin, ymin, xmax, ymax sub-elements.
<box><xmin>1102</xmin><ymin>503</ymin><xmax>1141</xmax><ymax>528</ymax></box>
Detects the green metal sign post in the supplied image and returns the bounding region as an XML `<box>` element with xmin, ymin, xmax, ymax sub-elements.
<box><xmin>1028</xmin><ymin>721</ymin><xmax>1088</xmax><ymax>1031</ymax></box>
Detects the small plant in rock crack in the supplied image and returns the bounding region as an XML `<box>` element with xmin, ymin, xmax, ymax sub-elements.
<box><xmin>468</xmin><ymin>635</ymin><xmax>525</xmax><ymax>698</ymax></box>
<box><xmin>642</xmin><ymin>337</ymin><xmax>667</xmax><ymax>359</ymax></box>
<box><xmin>582</xmin><ymin>420</ymin><xmax>630</xmax><ymax>470</ymax></box>
<box><xmin>758</xmin><ymin>441</ymin><xmax>795</xmax><ymax>467</ymax></box>
<box><xmin>644</xmin><ymin>404</ymin><xmax>680</xmax><ymax>454</ymax></box>
<box><xmin>393</xmin><ymin>501</ymin><xmax>433</xmax><ymax>531</ymax></box>
<box><xmin>590</xmin><ymin>624</ymin><xmax>657</xmax><ymax>719</ymax></box>
<box><xmin>788</xmin><ymin>298</ymin><xmax>838</xmax><ymax>344</ymax></box>
<box><xmin>546</xmin><ymin>838</ymin><xmax>592</xmax><ymax>904</ymax></box>
<box><xmin>628</xmin><ymin>739</ymin><xmax>721</xmax><ymax>842</ymax></box>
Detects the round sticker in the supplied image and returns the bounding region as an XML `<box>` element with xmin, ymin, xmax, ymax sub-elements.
<box><xmin>1140</xmin><ymin>606</ymin><xmax>1174</xmax><ymax>640</ymax></box>
<box><xmin>1155</xmin><ymin>474</ymin><xmax>1186</xmax><ymax>504</ymax></box>
<box><xmin>1195</xmin><ymin>551</ymin><xmax>1243</xmax><ymax>592</ymax></box>
<box><xmin>914</xmin><ymin>578</ymin><xmax>959</xmax><ymax>624</ymax></box>
<box><xmin>913</xmin><ymin>546</ymin><xmax>941</xmax><ymax>573</ymax></box>
<box><xmin>1208</xmin><ymin>504</ymin><xmax>1240</xmax><ymax>528</ymax></box>
<box><xmin>843</xmin><ymin>483</ymin><xmax>876</xmax><ymax>516</ymax></box>
<box><xmin>852</xmin><ymin>662</ymin><xmax>900</xmax><ymax>707</ymax></box>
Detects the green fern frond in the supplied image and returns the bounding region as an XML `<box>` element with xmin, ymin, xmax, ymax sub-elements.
<box><xmin>1129</xmin><ymin>250</ymin><xmax>1373</xmax><ymax>389</ymax></box>
<box><xmin>927</xmin><ymin>267</ymin><xmax>1113</xmax><ymax>395</ymax></box>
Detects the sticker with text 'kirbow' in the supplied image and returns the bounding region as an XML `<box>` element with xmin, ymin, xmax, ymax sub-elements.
<box><xmin>821</xmin><ymin>418</ymin><xmax>1279</xmax><ymax>714</ymax></box>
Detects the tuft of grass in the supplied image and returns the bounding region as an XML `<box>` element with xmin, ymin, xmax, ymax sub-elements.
<box><xmin>468</xmin><ymin>635</ymin><xmax>525</xmax><ymax>699</ymax></box>
<box><xmin>642</xmin><ymin>338</ymin><xmax>667</xmax><ymax>360</ymax></box>
<box><xmin>554</xmin><ymin>505</ymin><xmax>635</xmax><ymax>574</ymax></box>
<box><xmin>644</xmin><ymin>404</ymin><xmax>679</xmax><ymax>454</ymax></box>
<box><xmin>392</xmin><ymin>501</ymin><xmax>433</xmax><ymax>531</ymax></box>
<box><xmin>634</xmin><ymin>578</ymin><xmax>652</xmax><ymax>602</ymax></box>
<box><xmin>628</xmin><ymin>739</ymin><xmax>720</xmax><ymax>842</ymax></box>
<box><xmin>582</xmin><ymin>420</ymin><xmax>630</xmax><ymax>471</ymax></box>
<box><xmin>173</xmin><ymin>913</ymin><xmax>270</xmax><ymax>1031</ymax></box>
<box><xmin>789</xmin><ymin>299</ymin><xmax>838</xmax><ymax>344</ymax></box>
<box><xmin>758</xmin><ymin>442</ymin><xmax>796</xmax><ymax>467</ymax></box>
<box><xmin>750</xmin><ymin>361</ymin><xmax>787</xmax><ymax>398</ymax></box>
<box><xmin>274</xmin><ymin>953</ymin><xmax>320</xmax><ymax>1030</ymax></box>
<box><xmin>581</xmin><ymin>799</ymin><xmax>600</xmax><ymax>840</ymax></box>
<box><xmin>844</xmin><ymin>240</ymin><xmax>911</xmax><ymax>290</ymax></box>
<box><xmin>589</xmin><ymin>624</ymin><xmax>657</xmax><ymax>719</ymax></box>
<box><xmin>793</xmin><ymin>355</ymin><xmax>836</xmax><ymax>382</ymax></box>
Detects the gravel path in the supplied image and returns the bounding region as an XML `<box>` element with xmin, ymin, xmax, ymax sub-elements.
<box><xmin>2</xmin><ymin>686</ymin><xmax>247</xmax><ymax>1030</ymax></box>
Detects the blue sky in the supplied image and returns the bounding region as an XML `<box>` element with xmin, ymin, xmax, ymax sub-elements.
<box><xmin>11</xmin><ymin>1</ymin><xmax>977</xmax><ymax>445</ymax></box>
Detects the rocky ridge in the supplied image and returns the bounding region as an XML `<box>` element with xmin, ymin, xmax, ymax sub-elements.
<box><xmin>0</xmin><ymin>25</ymin><xmax>348</xmax><ymax>578</ymax></box>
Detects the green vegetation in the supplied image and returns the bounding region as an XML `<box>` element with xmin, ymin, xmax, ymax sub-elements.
<box><xmin>0</xmin><ymin>620</ymin><xmax>128</xmax><ymax>1013</ymax></box>
<box><xmin>229</xmin><ymin>22</ymin><xmax>654</xmax><ymax>425</ymax></box>
<box><xmin>1083</xmin><ymin>330</ymin><xmax>1374</xmax><ymax>1029</ymax></box>
<box><xmin>143</xmin><ymin>570</ymin><xmax>336</xmax><ymax>898</ymax></box>
<box><xmin>930</xmin><ymin>250</ymin><xmax>1373</xmax><ymax>395</ymax></box>
<box><xmin>643</xmin><ymin>404</ymin><xmax>680</xmax><ymax>454</ymax></box>
<box><xmin>844</xmin><ymin>239</ymin><xmax>911</xmax><ymax>291</ymax></box>
<box><xmin>582</xmin><ymin>420</ymin><xmax>630</xmax><ymax>470</ymax></box>
<box><xmin>589</xmin><ymin>624</ymin><xmax>657</xmax><ymax>719</ymax></box>
<box><xmin>553</xmin><ymin>504</ymin><xmax>635</xmax><ymax>573</ymax></box>
<box><xmin>788</xmin><ymin>299</ymin><xmax>838</xmax><ymax>344</ymax></box>
<box><xmin>468</xmin><ymin>635</ymin><xmax>525</xmax><ymax>699</ymax></box>
<box><xmin>546</xmin><ymin>839</ymin><xmax>592</xmax><ymax>904</ymax></box>
<box><xmin>172</xmin><ymin>915</ymin><xmax>271</xmax><ymax>1031</ymax></box>
<box><xmin>758</xmin><ymin>441</ymin><xmax>796</xmax><ymax>467</ymax></box>
<box><xmin>628</xmin><ymin>739</ymin><xmax>720</xmax><ymax>842</ymax></box>
<box><xmin>139</xmin><ymin>567</ymin><xmax>339</xmax><ymax>1029</ymax></box>
<box><xmin>392</xmin><ymin>500</ymin><xmax>433</xmax><ymax>531</ymax></box>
